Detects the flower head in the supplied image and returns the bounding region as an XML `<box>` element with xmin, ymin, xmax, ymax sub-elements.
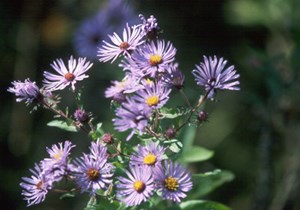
<box><xmin>130</xmin><ymin>142</ymin><xmax>166</xmax><ymax>170</ymax></box>
<box><xmin>73</xmin><ymin>153</ymin><xmax>114</xmax><ymax>194</ymax></box>
<box><xmin>117</xmin><ymin>166</ymin><xmax>155</xmax><ymax>206</ymax></box>
<box><xmin>113</xmin><ymin>97</ymin><xmax>152</xmax><ymax>140</ymax></box>
<box><xmin>74</xmin><ymin>109</ymin><xmax>89</xmax><ymax>123</ymax></box>
<box><xmin>98</xmin><ymin>24</ymin><xmax>144</xmax><ymax>63</ymax></box>
<box><xmin>8</xmin><ymin>79</ymin><xmax>43</xmax><ymax>104</ymax></box>
<box><xmin>138</xmin><ymin>14</ymin><xmax>161</xmax><ymax>40</ymax></box>
<box><xmin>192</xmin><ymin>55</ymin><xmax>240</xmax><ymax>98</ymax></box>
<box><xmin>43</xmin><ymin>56</ymin><xmax>93</xmax><ymax>91</ymax></box>
<box><xmin>133</xmin><ymin>80</ymin><xmax>171</xmax><ymax>109</ymax></box>
<box><xmin>161</xmin><ymin>63</ymin><xmax>185</xmax><ymax>90</ymax></box>
<box><xmin>73</xmin><ymin>12</ymin><xmax>112</xmax><ymax>59</ymax></box>
<box><xmin>153</xmin><ymin>160</ymin><xmax>192</xmax><ymax>203</ymax></box>
<box><xmin>124</xmin><ymin>40</ymin><xmax>176</xmax><ymax>78</ymax></box>
<box><xmin>40</xmin><ymin>141</ymin><xmax>75</xmax><ymax>182</ymax></box>
<box><xmin>20</xmin><ymin>164</ymin><xmax>52</xmax><ymax>206</ymax></box>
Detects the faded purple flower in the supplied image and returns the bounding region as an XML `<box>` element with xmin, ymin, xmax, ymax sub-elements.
<box><xmin>153</xmin><ymin>160</ymin><xmax>192</xmax><ymax>203</ymax></box>
<box><xmin>74</xmin><ymin>108</ymin><xmax>89</xmax><ymax>123</ymax></box>
<box><xmin>130</xmin><ymin>142</ymin><xmax>166</xmax><ymax>170</ymax></box>
<box><xmin>43</xmin><ymin>56</ymin><xmax>93</xmax><ymax>91</ymax></box>
<box><xmin>117</xmin><ymin>166</ymin><xmax>155</xmax><ymax>206</ymax></box>
<box><xmin>138</xmin><ymin>14</ymin><xmax>161</xmax><ymax>40</ymax></box>
<box><xmin>40</xmin><ymin>141</ymin><xmax>75</xmax><ymax>182</ymax></box>
<box><xmin>113</xmin><ymin>97</ymin><xmax>152</xmax><ymax>140</ymax></box>
<box><xmin>20</xmin><ymin>164</ymin><xmax>52</xmax><ymax>206</ymax></box>
<box><xmin>192</xmin><ymin>55</ymin><xmax>240</xmax><ymax>98</ymax></box>
<box><xmin>161</xmin><ymin>63</ymin><xmax>185</xmax><ymax>90</ymax></box>
<box><xmin>8</xmin><ymin>79</ymin><xmax>43</xmax><ymax>104</ymax></box>
<box><xmin>98</xmin><ymin>24</ymin><xmax>144</xmax><ymax>63</ymax></box>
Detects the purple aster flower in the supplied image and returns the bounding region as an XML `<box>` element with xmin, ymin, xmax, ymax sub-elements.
<box><xmin>138</xmin><ymin>14</ymin><xmax>161</xmax><ymax>40</ymax></box>
<box><xmin>43</xmin><ymin>56</ymin><xmax>93</xmax><ymax>91</ymax></box>
<box><xmin>98</xmin><ymin>24</ymin><xmax>144</xmax><ymax>63</ymax></box>
<box><xmin>161</xmin><ymin>63</ymin><xmax>185</xmax><ymax>90</ymax></box>
<box><xmin>105</xmin><ymin>75</ymin><xmax>144</xmax><ymax>103</ymax></box>
<box><xmin>153</xmin><ymin>160</ymin><xmax>193</xmax><ymax>203</ymax></box>
<box><xmin>130</xmin><ymin>142</ymin><xmax>166</xmax><ymax>170</ymax></box>
<box><xmin>20</xmin><ymin>164</ymin><xmax>52</xmax><ymax>206</ymax></box>
<box><xmin>113</xmin><ymin>97</ymin><xmax>152</xmax><ymax>140</ymax></box>
<box><xmin>124</xmin><ymin>40</ymin><xmax>177</xmax><ymax>78</ymax></box>
<box><xmin>133</xmin><ymin>80</ymin><xmax>171</xmax><ymax>109</ymax></box>
<box><xmin>89</xmin><ymin>140</ymin><xmax>108</xmax><ymax>161</ymax></box>
<box><xmin>192</xmin><ymin>55</ymin><xmax>240</xmax><ymax>99</ymax></box>
<box><xmin>74</xmin><ymin>108</ymin><xmax>89</xmax><ymax>123</ymax></box>
<box><xmin>117</xmin><ymin>166</ymin><xmax>155</xmax><ymax>206</ymax></box>
<box><xmin>73</xmin><ymin>153</ymin><xmax>114</xmax><ymax>194</ymax></box>
<box><xmin>40</xmin><ymin>141</ymin><xmax>75</xmax><ymax>182</ymax></box>
<box><xmin>102</xmin><ymin>0</ymin><xmax>137</xmax><ymax>32</ymax></box>
<box><xmin>8</xmin><ymin>79</ymin><xmax>43</xmax><ymax>104</ymax></box>
<box><xmin>73</xmin><ymin>12</ymin><xmax>112</xmax><ymax>59</ymax></box>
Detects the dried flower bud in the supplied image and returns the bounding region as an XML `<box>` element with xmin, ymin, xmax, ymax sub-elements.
<box><xmin>74</xmin><ymin>109</ymin><xmax>89</xmax><ymax>123</ymax></box>
<box><xmin>102</xmin><ymin>133</ymin><xmax>114</xmax><ymax>144</ymax></box>
<box><xmin>164</xmin><ymin>127</ymin><xmax>177</xmax><ymax>139</ymax></box>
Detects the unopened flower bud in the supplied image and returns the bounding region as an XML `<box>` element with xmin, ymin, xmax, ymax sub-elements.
<box><xmin>102</xmin><ymin>133</ymin><xmax>114</xmax><ymax>144</ymax></box>
<box><xmin>197</xmin><ymin>110</ymin><xmax>208</xmax><ymax>122</ymax></box>
<box><xmin>164</xmin><ymin>127</ymin><xmax>177</xmax><ymax>139</ymax></box>
<box><xmin>74</xmin><ymin>109</ymin><xmax>89</xmax><ymax>123</ymax></box>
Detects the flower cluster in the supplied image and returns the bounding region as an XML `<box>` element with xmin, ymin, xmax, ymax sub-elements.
<box><xmin>8</xmin><ymin>12</ymin><xmax>240</xmax><ymax>209</ymax></box>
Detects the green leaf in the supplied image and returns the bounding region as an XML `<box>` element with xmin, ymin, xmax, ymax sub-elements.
<box><xmin>179</xmin><ymin>200</ymin><xmax>232</xmax><ymax>210</ymax></box>
<box><xmin>59</xmin><ymin>193</ymin><xmax>75</xmax><ymax>199</ymax></box>
<box><xmin>191</xmin><ymin>169</ymin><xmax>234</xmax><ymax>198</ymax></box>
<box><xmin>163</xmin><ymin>139</ymin><xmax>183</xmax><ymax>153</ymax></box>
<box><xmin>84</xmin><ymin>196</ymin><xmax>98</xmax><ymax>210</ymax></box>
<box><xmin>159</xmin><ymin>107</ymin><xmax>190</xmax><ymax>119</ymax></box>
<box><xmin>180</xmin><ymin>146</ymin><xmax>214</xmax><ymax>163</ymax></box>
<box><xmin>47</xmin><ymin>120</ymin><xmax>77</xmax><ymax>132</ymax></box>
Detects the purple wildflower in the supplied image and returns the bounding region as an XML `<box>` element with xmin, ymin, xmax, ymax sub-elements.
<box><xmin>20</xmin><ymin>164</ymin><xmax>52</xmax><ymax>206</ymax></box>
<box><xmin>89</xmin><ymin>140</ymin><xmax>108</xmax><ymax>161</ymax></box>
<box><xmin>43</xmin><ymin>56</ymin><xmax>93</xmax><ymax>91</ymax></box>
<box><xmin>113</xmin><ymin>97</ymin><xmax>152</xmax><ymax>140</ymax></box>
<box><xmin>40</xmin><ymin>141</ymin><xmax>75</xmax><ymax>182</ymax></box>
<box><xmin>74</xmin><ymin>108</ymin><xmax>89</xmax><ymax>123</ymax></box>
<box><xmin>105</xmin><ymin>75</ymin><xmax>143</xmax><ymax>102</ymax></box>
<box><xmin>130</xmin><ymin>142</ymin><xmax>166</xmax><ymax>170</ymax></box>
<box><xmin>73</xmin><ymin>12</ymin><xmax>112</xmax><ymax>59</ymax></box>
<box><xmin>138</xmin><ymin>14</ymin><xmax>161</xmax><ymax>40</ymax></box>
<box><xmin>124</xmin><ymin>40</ymin><xmax>176</xmax><ymax>78</ymax></box>
<box><xmin>161</xmin><ymin>63</ymin><xmax>185</xmax><ymax>90</ymax></box>
<box><xmin>133</xmin><ymin>80</ymin><xmax>171</xmax><ymax>109</ymax></box>
<box><xmin>192</xmin><ymin>55</ymin><xmax>240</xmax><ymax>99</ymax></box>
<box><xmin>117</xmin><ymin>166</ymin><xmax>155</xmax><ymax>206</ymax></box>
<box><xmin>8</xmin><ymin>79</ymin><xmax>43</xmax><ymax>104</ymax></box>
<box><xmin>98</xmin><ymin>24</ymin><xmax>144</xmax><ymax>63</ymax></box>
<box><xmin>73</xmin><ymin>153</ymin><xmax>114</xmax><ymax>194</ymax></box>
<box><xmin>153</xmin><ymin>160</ymin><xmax>193</xmax><ymax>203</ymax></box>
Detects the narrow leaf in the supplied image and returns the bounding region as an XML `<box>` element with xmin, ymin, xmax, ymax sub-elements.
<box><xmin>180</xmin><ymin>146</ymin><xmax>214</xmax><ymax>163</ymax></box>
<box><xmin>47</xmin><ymin>120</ymin><xmax>77</xmax><ymax>132</ymax></box>
<box><xmin>179</xmin><ymin>200</ymin><xmax>232</xmax><ymax>210</ymax></box>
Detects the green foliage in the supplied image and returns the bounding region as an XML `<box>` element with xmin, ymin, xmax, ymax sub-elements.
<box><xmin>180</xmin><ymin>146</ymin><xmax>214</xmax><ymax>163</ymax></box>
<box><xmin>191</xmin><ymin>170</ymin><xmax>235</xmax><ymax>198</ymax></box>
<box><xmin>47</xmin><ymin>120</ymin><xmax>78</xmax><ymax>132</ymax></box>
<box><xmin>178</xmin><ymin>200</ymin><xmax>232</xmax><ymax>210</ymax></box>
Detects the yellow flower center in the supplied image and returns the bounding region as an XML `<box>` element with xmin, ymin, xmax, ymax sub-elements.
<box><xmin>53</xmin><ymin>150</ymin><xmax>63</xmax><ymax>160</ymax></box>
<box><xmin>164</xmin><ymin>176</ymin><xmax>179</xmax><ymax>191</ymax></box>
<box><xmin>146</xmin><ymin>95</ymin><xmax>159</xmax><ymax>106</ymax></box>
<box><xmin>64</xmin><ymin>72</ymin><xmax>75</xmax><ymax>81</ymax></box>
<box><xmin>119</xmin><ymin>42</ymin><xmax>130</xmax><ymax>50</ymax></box>
<box><xmin>86</xmin><ymin>168</ymin><xmax>100</xmax><ymax>181</ymax></box>
<box><xmin>143</xmin><ymin>153</ymin><xmax>157</xmax><ymax>165</ymax></box>
<box><xmin>133</xmin><ymin>180</ymin><xmax>146</xmax><ymax>193</ymax></box>
<box><xmin>149</xmin><ymin>54</ymin><xmax>162</xmax><ymax>66</ymax></box>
